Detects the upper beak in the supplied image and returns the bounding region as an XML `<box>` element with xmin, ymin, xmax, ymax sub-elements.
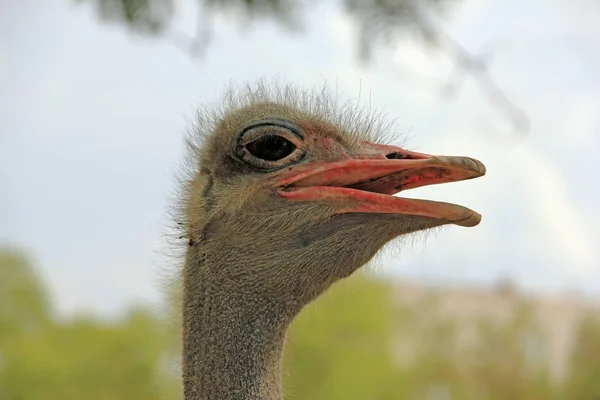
<box><xmin>275</xmin><ymin>144</ymin><xmax>486</xmax><ymax>227</ymax></box>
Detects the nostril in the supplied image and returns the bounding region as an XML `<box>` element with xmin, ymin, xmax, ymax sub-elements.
<box><xmin>385</xmin><ymin>152</ymin><xmax>406</xmax><ymax>160</ymax></box>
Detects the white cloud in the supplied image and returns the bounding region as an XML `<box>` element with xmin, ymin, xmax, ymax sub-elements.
<box><xmin>564</xmin><ymin>95</ymin><xmax>598</xmax><ymax>149</ymax></box>
<box><xmin>330</xmin><ymin>8</ymin><xmax>356</xmax><ymax>50</ymax></box>
<box><xmin>430</xmin><ymin>110</ymin><xmax>597</xmax><ymax>276</ymax></box>
<box><xmin>517</xmin><ymin>147</ymin><xmax>596</xmax><ymax>272</ymax></box>
<box><xmin>0</xmin><ymin>49</ymin><xmax>5</xmax><ymax>85</ymax></box>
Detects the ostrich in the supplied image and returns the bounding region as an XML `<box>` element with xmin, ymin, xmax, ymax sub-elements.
<box><xmin>175</xmin><ymin>82</ymin><xmax>485</xmax><ymax>400</ymax></box>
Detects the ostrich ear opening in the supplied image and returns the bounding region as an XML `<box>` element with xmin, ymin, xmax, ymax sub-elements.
<box><xmin>276</xmin><ymin>145</ymin><xmax>486</xmax><ymax>227</ymax></box>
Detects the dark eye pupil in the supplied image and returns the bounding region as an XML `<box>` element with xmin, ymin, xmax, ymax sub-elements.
<box><xmin>246</xmin><ymin>135</ymin><xmax>296</xmax><ymax>161</ymax></box>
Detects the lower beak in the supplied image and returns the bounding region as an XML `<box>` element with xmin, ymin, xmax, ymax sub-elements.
<box><xmin>275</xmin><ymin>146</ymin><xmax>486</xmax><ymax>227</ymax></box>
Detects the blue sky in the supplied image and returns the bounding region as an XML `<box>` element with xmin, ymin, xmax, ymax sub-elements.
<box><xmin>1</xmin><ymin>0</ymin><xmax>599</xmax><ymax>318</ymax></box>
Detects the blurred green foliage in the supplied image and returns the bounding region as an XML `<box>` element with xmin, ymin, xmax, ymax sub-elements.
<box><xmin>0</xmin><ymin>249</ymin><xmax>177</xmax><ymax>400</ymax></box>
<box><xmin>1</xmin><ymin>248</ymin><xmax>599</xmax><ymax>399</ymax></box>
<box><xmin>79</xmin><ymin>0</ymin><xmax>461</xmax><ymax>61</ymax></box>
<box><xmin>285</xmin><ymin>277</ymin><xmax>397</xmax><ymax>399</ymax></box>
<box><xmin>564</xmin><ymin>315</ymin><xmax>600</xmax><ymax>399</ymax></box>
<box><xmin>76</xmin><ymin>0</ymin><xmax>530</xmax><ymax>135</ymax></box>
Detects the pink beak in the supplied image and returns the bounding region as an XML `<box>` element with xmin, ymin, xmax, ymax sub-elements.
<box><xmin>275</xmin><ymin>144</ymin><xmax>486</xmax><ymax>227</ymax></box>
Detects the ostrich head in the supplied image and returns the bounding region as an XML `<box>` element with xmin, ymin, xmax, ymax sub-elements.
<box><xmin>181</xmin><ymin>83</ymin><xmax>484</xmax><ymax>306</ymax></box>
<box><xmin>177</xmin><ymin>81</ymin><xmax>485</xmax><ymax>400</ymax></box>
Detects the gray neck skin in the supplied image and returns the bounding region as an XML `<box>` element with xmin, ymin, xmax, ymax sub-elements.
<box><xmin>182</xmin><ymin>250</ymin><xmax>291</xmax><ymax>400</ymax></box>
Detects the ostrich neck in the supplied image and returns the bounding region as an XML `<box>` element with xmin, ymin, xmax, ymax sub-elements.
<box><xmin>182</xmin><ymin>249</ymin><xmax>290</xmax><ymax>400</ymax></box>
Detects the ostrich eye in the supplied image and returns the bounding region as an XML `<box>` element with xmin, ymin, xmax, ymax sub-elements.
<box><xmin>246</xmin><ymin>135</ymin><xmax>296</xmax><ymax>161</ymax></box>
<box><xmin>236</xmin><ymin>120</ymin><xmax>306</xmax><ymax>170</ymax></box>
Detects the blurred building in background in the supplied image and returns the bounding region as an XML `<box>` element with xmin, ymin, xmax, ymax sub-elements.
<box><xmin>391</xmin><ymin>278</ymin><xmax>600</xmax><ymax>383</ymax></box>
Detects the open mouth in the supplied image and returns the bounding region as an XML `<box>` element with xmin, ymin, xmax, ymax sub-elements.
<box><xmin>276</xmin><ymin>150</ymin><xmax>486</xmax><ymax>227</ymax></box>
